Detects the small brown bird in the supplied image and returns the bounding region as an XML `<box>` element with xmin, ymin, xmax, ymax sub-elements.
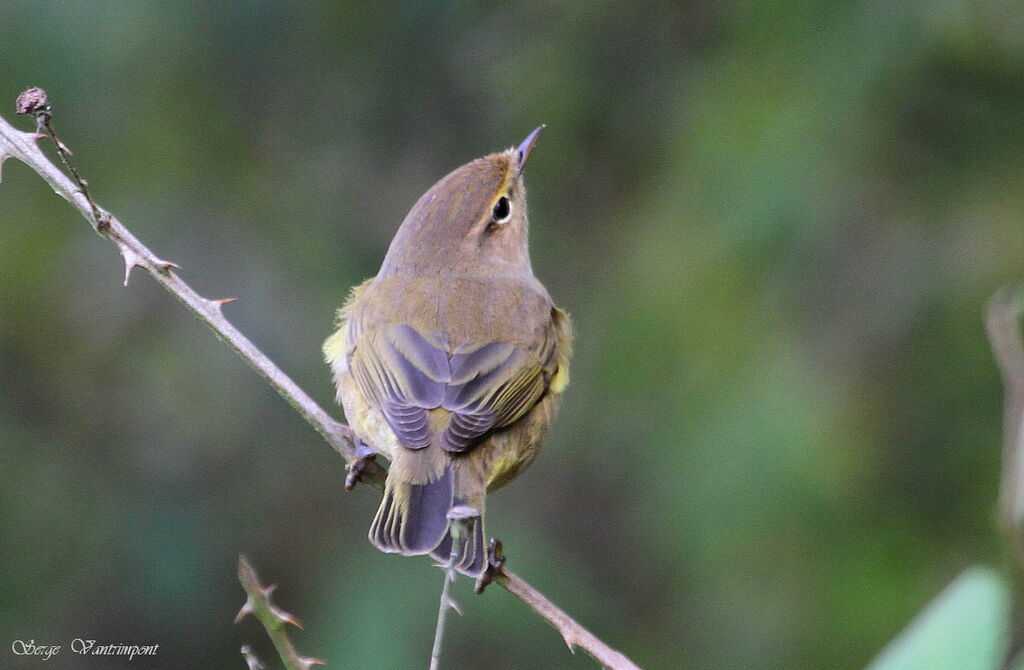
<box><xmin>323</xmin><ymin>128</ymin><xmax>572</xmax><ymax>576</ymax></box>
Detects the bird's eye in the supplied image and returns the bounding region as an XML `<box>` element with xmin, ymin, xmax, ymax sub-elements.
<box><xmin>492</xmin><ymin>196</ymin><xmax>512</xmax><ymax>223</ymax></box>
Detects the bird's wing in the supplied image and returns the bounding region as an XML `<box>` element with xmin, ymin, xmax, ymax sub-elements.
<box><xmin>349</xmin><ymin>325</ymin><xmax>448</xmax><ymax>449</ymax></box>
<box><xmin>348</xmin><ymin>312</ymin><xmax>566</xmax><ymax>454</ymax></box>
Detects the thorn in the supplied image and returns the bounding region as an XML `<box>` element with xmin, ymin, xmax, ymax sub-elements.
<box><xmin>122</xmin><ymin>262</ymin><xmax>141</xmax><ymax>287</ymax></box>
<box><xmin>271</xmin><ymin>605</ymin><xmax>304</xmax><ymax>629</ymax></box>
<box><xmin>557</xmin><ymin>631</ymin><xmax>581</xmax><ymax>654</ymax></box>
<box><xmin>261</xmin><ymin>584</ymin><xmax>304</xmax><ymax>628</ymax></box>
<box><xmin>240</xmin><ymin>645</ymin><xmax>265</xmax><ymax>670</ymax></box>
<box><xmin>215</xmin><ymin>297</ymin><xmax>238</xmax><ymax>306</ymax></box>
<box><xmin>34</xmin><ymin>133</ymin><xmax>47</xmax><ymax>141</ymax></box>
<box><xmin>446</xmin><ymin>597</ymin><xmax>462</xmax><ymax>616</ymax></box>
<box><xmin>234</xmin><ymin>595</ymin><xmax>255</xmax><ymax>623</ymax></box>
<box><xmin>147</xmin><ymin>255</ymin><xmax>179</xmax><ymax>273</ymax></box>
<box><xmin>298</xmin><ymin>657</ymin><xmax>326</xmax><ymax>669</ymax></box>
<box><xmin>120</xmin><ymin>248</ymin><xmax>143</xmax><ymax>287</ymax></box>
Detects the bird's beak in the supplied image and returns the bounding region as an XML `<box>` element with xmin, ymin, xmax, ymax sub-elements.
<box><xmin>515</xmin><ymin>125</ymin><xmax>545</xmax><ymax>174</ymax></box>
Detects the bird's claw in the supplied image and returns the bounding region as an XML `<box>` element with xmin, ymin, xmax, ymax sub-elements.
<box><xmin>474</xmin><ymin>538</ymin><xmax>505</xmax><ymax>594</ymax></box>
<box><xmin>344</xmin><ymin>439</ymin><xmax>377</xmax><ymax>490</ymax></box>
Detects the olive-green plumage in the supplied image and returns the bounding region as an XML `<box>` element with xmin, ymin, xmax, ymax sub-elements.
<box><xmin>323</xmin><ymin>128</ymin><xmax>572</xmax><ymax>576</ymax></box>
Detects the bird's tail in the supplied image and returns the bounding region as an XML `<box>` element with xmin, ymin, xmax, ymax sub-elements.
<box><xmin>369</xmin><ymin>447</ymin><xmax>453</xmax><ymax>556</ymax></box>
<box><xmin>368</xmin><ymin>449</ymin><xmax>486</xmax><ymax>577</ymax></box>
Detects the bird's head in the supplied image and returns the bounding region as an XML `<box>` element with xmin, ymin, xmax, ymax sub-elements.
<box><xmin>378</xmin><ymin>126</ymin><xmax>545</xmax><ymax>280</ymax></box>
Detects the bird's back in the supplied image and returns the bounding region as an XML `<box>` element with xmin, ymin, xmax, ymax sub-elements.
<box><xmin>350</xmin><ymin>274</ymin><xmax>555</xmax><ymax>349</ymax></box>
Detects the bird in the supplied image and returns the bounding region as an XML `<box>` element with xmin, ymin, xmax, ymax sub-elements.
<box><xmin>323</xmin><ymin>127</ymin><xmax>572</xmax><ymax>577</ymax></box>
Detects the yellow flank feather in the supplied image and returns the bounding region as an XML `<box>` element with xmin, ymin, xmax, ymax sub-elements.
<box><xmin>323</xmin><ymin>278</ymin><xmax>374</xmax><ymax>368</ymax></box>
<box><xmin>322</xmin><ymin>327</ymin><xmax>346</xmax><ymax>367</ymax></box>
<box><xmin>549</xmin><ymin>364</ymin><xmax>569</xmax><ymax>394</ymax></box>
<box><xmin>548</xmin><ymin>306</ymin><xmax>573</xmax><ymax>395</ymax></box>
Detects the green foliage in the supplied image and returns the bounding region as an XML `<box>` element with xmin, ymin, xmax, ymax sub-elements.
<box><xmin>868</xmin><ymin>567</ymin><xmax>1009</xmax><ymax>670</ymax></box>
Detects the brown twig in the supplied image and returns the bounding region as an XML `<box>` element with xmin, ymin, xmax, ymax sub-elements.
<box><xmin>3</xmin><ymin>89</ymin><xmax>383</xmax><ymax>489</ymax></box>
<box><xmin>985</xmin><ymin>285</ymin><xmax>1024</xmax><ymax>568</ymax></box>
<box><xmin>493</xmin><ymin>566</ymin><xmax>642</xmax><ymax>669</ymax></box>
<box><xmin>236</xmin><ymin>556</ymin><xmax>324</xmax><ymax>670</ymax></box>
<box><xmin>0</xmin><ymin>89</ymin><xmax>643</xmax><ymax>670</ymax></box>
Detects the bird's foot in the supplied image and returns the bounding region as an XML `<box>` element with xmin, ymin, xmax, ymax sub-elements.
<box><xmin>473</xmin><ymin>538</ymin><xmax>505</xmax><ymax>594</ymax></box>
<box><xmin>344</xmin><ymin>439</ymin><xmax>377</xmax><ymax>491</ymax></box>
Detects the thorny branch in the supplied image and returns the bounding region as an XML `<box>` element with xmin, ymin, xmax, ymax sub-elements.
<box><xmin>1</xmin><ymin>89</ymin><xmax>643</xmax><ymax>670</ymax></box>
<box><xmin>236</xmin><ymin>555</ymin><xmax>324</xmax><ymax>670</ymax></box>
<box><xmin>4</xmin><ymin>88</ymin><xmax>383</xmax><ymax>488</ymax></box>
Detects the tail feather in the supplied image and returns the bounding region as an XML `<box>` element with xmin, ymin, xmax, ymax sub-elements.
<box><xmin>370</xmin><ymin>465</ymin><xmax>453</xmax><ymax>554</ymax></box>
<box><xmin>368</xmin><ymin>450</ymin><xmax>488</xmax><ymax>577</ymax></box>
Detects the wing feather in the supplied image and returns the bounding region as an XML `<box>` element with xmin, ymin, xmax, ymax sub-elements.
<box><xmin>349</xmin><ymin>322</ymin><xmax>562</xmax><ymax>453</ymax></box>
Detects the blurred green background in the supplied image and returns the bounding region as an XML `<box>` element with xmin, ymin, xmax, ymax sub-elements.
<box><xmin>2</xmin><ymin>1</ymin><xmax>1023</xmax><ymax>668</ymax></box>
